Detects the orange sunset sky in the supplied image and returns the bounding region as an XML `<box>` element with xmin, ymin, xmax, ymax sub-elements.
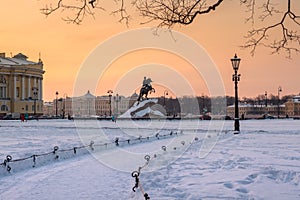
<box><xmin>1</xmin><ymin>0</ymin><xmax>299</xmax><ymax>101</ymax></box>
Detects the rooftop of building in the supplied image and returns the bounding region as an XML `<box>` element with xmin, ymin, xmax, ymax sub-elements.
<box><xmin>0</xmin><ymin>52</ymin><xmax>42</xmax><ymax>66</ymax></box>
<box><xmin>227</xmin><ymin>104</ymin><xmax>286</xmax><ymax>108</ymax></box>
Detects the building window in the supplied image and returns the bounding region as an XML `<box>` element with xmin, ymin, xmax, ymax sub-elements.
<box><xmin>0</xmin><ymin>75</ymin><xmax>7</xmax><ymax>98</ymax></box>
<box><xmin>0</xmin><ymin>87</ymin><xmax>4</xmax><ymax>98</ymax></box>
<box><xmin>0</xmin><ymin>75</ymin><xmax>6</xmax><ymax>84</ymax></box>
<box><xmin>25</xmin><ymin>105</ymin><xmax>28</xmax><ymax>111</ymax></box>
<box><xmin>16</xmin><ymin>87</ymin><xmax>20</xmax><ymax>97</ymax></box>
<box><xmin>1</xmin><ymin>105</ymin><xmax>8</xmax><ymax>111</ymax></box>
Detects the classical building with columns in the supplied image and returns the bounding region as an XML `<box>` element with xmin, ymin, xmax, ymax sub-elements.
<box><xmin>0</xmin><ymin>52</ymin><xmax>45</xmax><ymax>118</ymax></box>
<box><xmin>47</xmin><ymin>91</ymin><xmax>138</xmax><ymax>118</ymax></box>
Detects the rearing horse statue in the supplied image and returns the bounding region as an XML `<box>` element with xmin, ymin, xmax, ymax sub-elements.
<box><xmin>137</xmin><ymin>78</ymin><xmax>155</xmax><ymax>103</ymax></box>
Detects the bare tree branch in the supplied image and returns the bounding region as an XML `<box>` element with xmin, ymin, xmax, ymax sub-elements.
<box><xmin>259</xmin><ymin>0</ymin><xmax>281</xmax><ymax>22</ymax></box>
<box><xmin>241</xmin><ymin>0</ymin><xmax>300</xmax><ymax>58</ymax></box>
<box><xmin>135</xmin><ymin>0</ymin><xmax>224</xmax><ymax>28</ymax></box>
<box><xmin>41</xmin><ymin>0</ymin><xmax>104</xmax><ymax>24</ymax></box>
<box><xmin>40</xmin><ymin>0</ymin><xmax>299</xmax><ymax>58</ymax></box>
<box><xmin>110</xmin><ymin>0</ymin><xmax>130</xmax><ymax>26</ymax></box>
<box><xmin>241</xmin><ymin>0</ymin><xmax>256</xmax><ymax>25</ymax></box>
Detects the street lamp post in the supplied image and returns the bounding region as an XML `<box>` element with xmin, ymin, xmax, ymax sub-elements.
<box><xmin>265</xmin><ymin>91</ymin><xmax>268</xmax><ymax>107</ymax></box>
<box><xmin>32</xmin><ymin>87</ymin><xmax>39</xmax><ymax>116</ymax></box>
<box><xmin>163</xmin><ymin>90</ymin><xmax>168</xmax><ymax>107</ymax></box>
<box><xmin>107</xmin><ymin>90</ymin><xmax>113</xmax><ymax>117</ymax></box>
<box><xmin>114</xmin><ymin>93</ymin><xmax>121</xmax><ymax>116</ymax></box>
<box><xmin>55</xmin><ymin>91</ymin><xmax>59</xmax><ymax>117</ymax></box>
<box><xmin>265</xmin><ymin>91</ymin><xmax>268</xmax><ymax>116</ymax></box>
<box><xmin>202</xmin><ymin>94</ymin><xmax>205</xmax><ymax>114</ymax></box>
<box><xmin>231</xmin><ymin>54</ymin><xmax>241</xmax><ymax>133</ymax></box>
<box><xmin>62</xmin><ymin>93</ymin><xmax>67</xmax><ymax>119</ymax></box>
<box><xmin>278</xmin><ymin>86</ymin><xmax>282</xmax><ymax>119</ymax></box>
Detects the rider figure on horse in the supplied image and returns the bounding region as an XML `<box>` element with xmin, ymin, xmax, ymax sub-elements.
<box><xmin>142</xmin><ymin>76</ymin><xmax>152</xmax><ymax>88</ymax></box>
<box><xmin>137</xmin><ymin>76</ymin><xmax>155</xmax><ymax>103</ymax></box>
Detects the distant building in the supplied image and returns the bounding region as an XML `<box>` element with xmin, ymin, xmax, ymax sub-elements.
<box><xmin>0</xmin><ymin>52</ymin><xmax>45</xmax><ymax>118</ymax></box>
<box><xmin>71</xmin><ymin>91</ymin><xmax>96</xmax><ymax>117</ymax></box>
<box><xmin>112</xmin><ymin>92</ymin><xmax>139</xmax><ymax>116</ymax></box>
<box><xmin>43</xmin><ymin>101</ymin><xmax>54</xmax><ymax>116</ymax></box>
<box><xmin>227</xmin><ymin>95</ymin><xmax>300</xmax><ymax>119</ymax></box>
<box><xmin>95</xmin><ymin>95</ymin><xmax>110</xmax><ymax>116</ymax></box>
<box><xmin>227</xmin><ymin>103</ymin><xmax>285</xmax><ymax>119</ymax></box>
<box><xmin>285</xmin><ymin>95</ymin><xmax>300</xmax><ymax>117</ymax></box>
<box><xmin>50</xmin><ymin>91</ymin><xmax>137</xmax><ymax>118</ymax></box>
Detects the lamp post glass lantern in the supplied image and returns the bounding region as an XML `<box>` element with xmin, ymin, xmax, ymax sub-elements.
<box><xmin>231</xmin><ymin>54</ymin><xmax>241</xmax><ymax>133</ymax></box>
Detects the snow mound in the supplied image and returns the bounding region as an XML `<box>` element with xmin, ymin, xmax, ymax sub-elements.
<box><xmin>119</xmin><ymin>99</ymin><xmax>165</xmax><ymax>119</ymax></box>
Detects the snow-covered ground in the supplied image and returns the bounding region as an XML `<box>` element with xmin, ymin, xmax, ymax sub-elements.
<box><xmin>0</xmin><ymin>119</ymin><xmax>300</xmax><ymax>199</ymax></box>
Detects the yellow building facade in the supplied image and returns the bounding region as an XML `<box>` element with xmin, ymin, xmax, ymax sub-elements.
<box><xmin>0</xmin><ymin>53</ymin><xmax>45</xmax><ymax>118</ymax></box>
<box><xmin>285</xmin><ymin>96</ymin><xmax>300</xmax><ymax>117</ymax></box>
<box><xmin>227</xmin><ymin>95</ymin><xmax>300</xmax><ymax>119</ymax></box>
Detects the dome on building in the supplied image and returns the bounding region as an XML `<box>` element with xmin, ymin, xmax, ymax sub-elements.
<box><xmin>130</xmin><ymin>91</ymin><xmax>138</xmax><ymax>99</ymax></box>
<box><xmin>81</xmin><ymin>90</ymin><xmax>95</xmax><ymax>99</ymax></box>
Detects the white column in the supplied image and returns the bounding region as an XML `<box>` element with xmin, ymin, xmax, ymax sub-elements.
<box><xmin>34</xmin><ymin>77</ymin><xmax>37</xmax><ymax>88</ymax></box>
<box><xmin>37</xmin><ymin>78</ymin><xmax>40</xmax><ymax>100</ymax></box>
<box><xmin>39</xmin><ymin>78</ymin><xmax>43</xmax><ymax>100</ymax></box>
<box><xmin>22</xmin><ymin>76</ymin><xmax>25</xmax><ymax>100</ymax></box>
<box><xmin>4</xmin><ymin>76</ymin><xmax>7</xmax><ymax>98</ymax></box>
<box><xmin>28</xmin><ymin>76</ymin><xmax>31</xmax><ymax>98</ymax></box>
<box><xmin>13</xmin><ymin>75</ymin><xmax>17</xmax><ymax>100</ymax></box>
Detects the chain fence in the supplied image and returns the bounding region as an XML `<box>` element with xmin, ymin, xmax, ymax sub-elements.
<box><xmin>0</xmin><ymin>130</ymin><xmax>183</xmax><ymax>177</ymax></box>
<box><xmin>131</xmin><ymin>135</ymin><xmax>202</xmax><ymax>200</ymax></box>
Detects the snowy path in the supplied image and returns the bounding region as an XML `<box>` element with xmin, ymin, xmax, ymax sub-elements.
<box><xmin>0</xmin><ymin>119</ymin><xmax>300</xmax><ymax>199</ymax></box>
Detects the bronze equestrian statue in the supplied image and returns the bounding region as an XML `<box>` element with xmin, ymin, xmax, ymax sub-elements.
<box><xmin>137</xmin><ymin>77</ymin><xmax>155</xmax><ymax>103</ymax></box>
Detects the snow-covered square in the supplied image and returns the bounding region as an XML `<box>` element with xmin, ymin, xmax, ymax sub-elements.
<box><xmin>0</xmin><ymin>119</ymin><xmax>300</xmax><ymax>200</ymax></box>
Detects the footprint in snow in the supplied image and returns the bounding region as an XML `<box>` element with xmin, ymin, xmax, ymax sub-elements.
<box><xmin>223</xmin><ymin>182</ymin><xmax>234</xmax><ymax>189</ymax></box>
<box><xmin>236</xmin><ymin>187</ymin><xmax>249</xmax><ymax>194</ymax></box>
